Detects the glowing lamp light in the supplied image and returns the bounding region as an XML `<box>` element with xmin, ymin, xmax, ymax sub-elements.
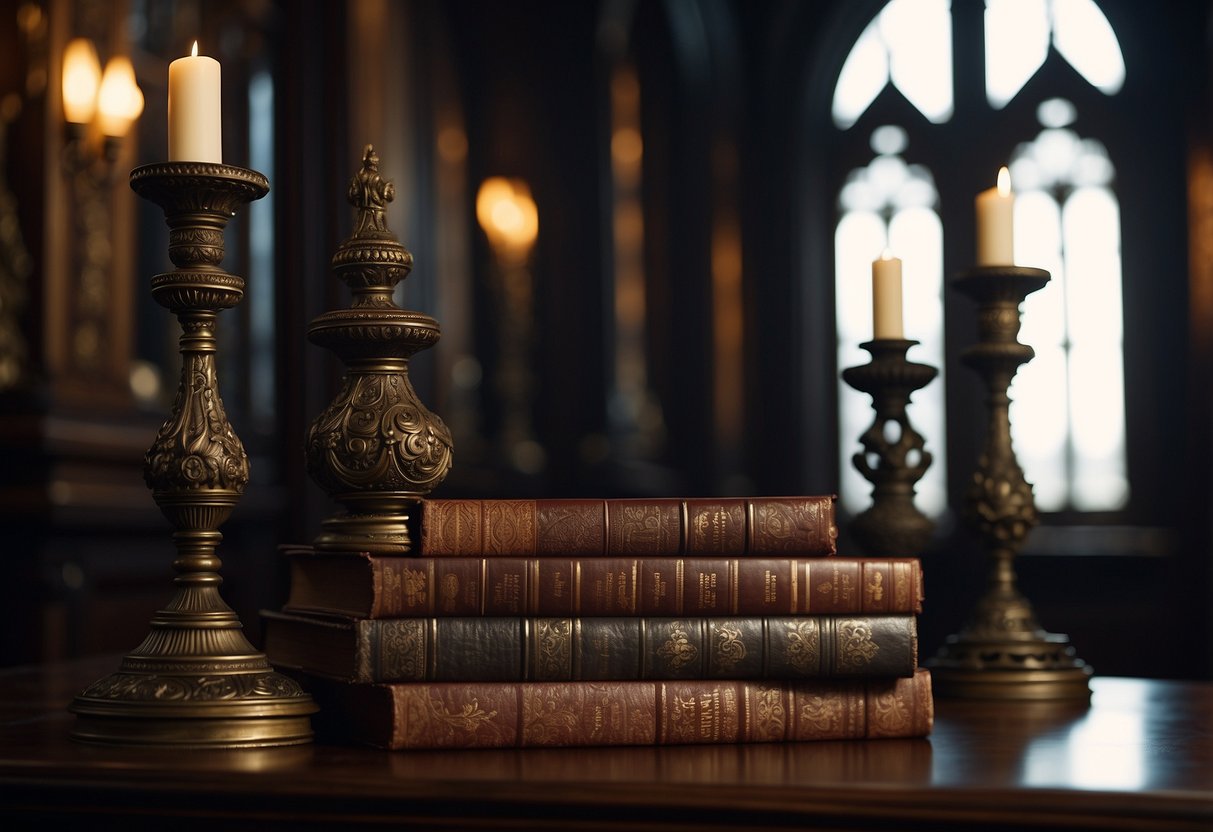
<box><xmin>62</xmin><ymin>38</ymin><xmax>102</xmax><ymax>125</ymax></box>
<box><xmin>97</xmin><ymin>56</ymin><xmax>144</xmax><ymax>138</ymax></box>
<box><xmin>476</xmin><ymin>177</ymin><xmax>539</xmax><ymax>258</ymax></box>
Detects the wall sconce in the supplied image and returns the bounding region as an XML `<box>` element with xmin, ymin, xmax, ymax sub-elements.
<box><xmin>60</xmin><ymin>36</ymin><xmax>143</xmax><ymax>373</ymax></box>
<box><xmin>62</xmin><ymin>37</ymin><xmax>143</xmax><ymax>165</ymax></box>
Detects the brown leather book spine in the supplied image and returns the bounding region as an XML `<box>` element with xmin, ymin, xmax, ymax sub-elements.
<box><xmin>418</xmin><ymin>496</ymin><xmax>838</xmax><ymax>557</ymax></box>
<box><xmin>289</xmin><ymin>554</ymin><xmax>924</xmax><ymax>617</ymax></box>
<box><xmin>317</xmin><ymin>669</ymin><xmax>932</xmax><ymax>749</ymax></box>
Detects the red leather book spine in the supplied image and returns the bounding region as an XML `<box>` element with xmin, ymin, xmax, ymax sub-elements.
<box><xmin>327</xmin><ymin>669</ymin><xmax>933</xmax><ymax>749</ymax></box>
<box><xmin>419</xmin><ymin>496</ymin><xmax>838</xmax><ymax>557</ymax></box>
<box><xmin>292</xmin><ymin>555</ymin><xmax>925</xmax><ymax>617</ymax></box>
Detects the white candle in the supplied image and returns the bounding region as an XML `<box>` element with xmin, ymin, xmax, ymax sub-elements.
<box><xmin>975</xmin><ymin>166</ymin><xmax>1014</xmax><ymax>265</ymax></box>
<box><xmin>168</xmin><ymin>41</ymin><xmax>221</xmax><ymax>162</ymax></box>
<box><xmin>872</xmin><ymin>250</ymin><xmax>903</xmax><ymax>340</ymax></box>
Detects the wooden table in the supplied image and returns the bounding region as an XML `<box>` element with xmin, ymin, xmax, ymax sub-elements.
<box><xmin>1</xmin><ymin>656</ymin><xmax>1209</xmax><ymax>830</ymax></box>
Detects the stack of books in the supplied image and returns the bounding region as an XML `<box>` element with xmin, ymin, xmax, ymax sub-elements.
<box><xmin>262</xmin><ymin>495</ymin><xmax>933</xmax><ymax>750</ymax></box>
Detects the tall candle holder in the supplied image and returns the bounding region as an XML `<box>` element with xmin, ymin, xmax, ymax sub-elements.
<box><xmin>929</xmin><ymin>266</ymin><xmax>1092</xmax><ymax>700</ymax></box>
<box><xmin>842</xmin><ymin>339</ymin><xmax>937</xmax><ymax>556</ymax></box>
<box><xmin>70</xmin><ymin>162</ymin><xmax>317</xmax><ymax>747</ymax></box>
<box><xmin>305</xmin><ymin>146</ymin><xmax>453</xmax><ymax>553</ymax></box>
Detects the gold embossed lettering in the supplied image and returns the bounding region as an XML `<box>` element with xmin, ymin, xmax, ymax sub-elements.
<box><xmin>698</xmin><ymin>571</ymin><xmax>718</xmax><ymax>609</ymax></box>
<box><xmin>650</xmin><ymin>571</ymin><xmax>667</xmax><ymax>606</ymax></box>
<box><xmin>492</xmin><ymin>572</ymin><xmax>521</xmax><ymax>612</ymax></box>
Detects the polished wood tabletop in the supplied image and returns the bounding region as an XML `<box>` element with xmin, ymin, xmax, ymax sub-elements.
<box><xmin>0</xmin><ymin>656</ymin><xmax>1210</xmax><ymax>830</ymax></box>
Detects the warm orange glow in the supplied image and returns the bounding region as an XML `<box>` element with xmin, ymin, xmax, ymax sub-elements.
<box><xmin>476</xmin><ymin>177</ymin><xmax>538</xmax><ymax>256</ymax></box>
<box><xmin>97</xmin><ymin>56</ymin><xmax>144</xmax><ymax>137</ymax></box>
<box><xmin>62</xmin><ymin>38</ymin><xmax>101</xmax><ymax>124</ymax></box>
<box><xmin>997</xmin><ymin>165</ymin><xmax>1011</xmax><ymax>196</ymax></box>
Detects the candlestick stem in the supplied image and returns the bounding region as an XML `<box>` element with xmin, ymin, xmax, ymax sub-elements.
<box><xmin>929</xmin><ymin>266</ymin><xmax>1092</xmax><ymax>700</ymax></box>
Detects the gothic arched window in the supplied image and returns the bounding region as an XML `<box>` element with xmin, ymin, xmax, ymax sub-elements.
<box><xmin>832</xmin><ymin>0</ymin><xmax>1128</xmax><ymax>519</ymax></box>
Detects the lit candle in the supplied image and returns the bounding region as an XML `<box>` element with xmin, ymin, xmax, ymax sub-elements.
<box><xmin>872</xmin><ymin>250</ymin><xmax>903</xmax><ymax>340</ymax></box>
<box><xmin>975</xmin><ymin>166</ymin><xmax>1014</xmax><ymax>265</ymax></box>
<box><xmin>168</xmin><ymin>41</ymin><xmax>221</xmax><ymax>162</ymax></box>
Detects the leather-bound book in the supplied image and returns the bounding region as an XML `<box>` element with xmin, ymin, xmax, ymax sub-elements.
<box><xmin>418</xmin><ymin>496</ymin><xmax>838</xmax><ymax>556</ymax></box>
<box><xmin>281</xmin><ymin>550</ymin><xmax>924</xmax><ymax>618</ymax></box>
<box><xmin>262</xmin><ymin>610</ymin><xmax>919</xmax><ymax>683</ymax></box>
<box><xmin>290</xmin><ymin>669</ymin><xmax>934</xmax><ymax>750</ymax></box>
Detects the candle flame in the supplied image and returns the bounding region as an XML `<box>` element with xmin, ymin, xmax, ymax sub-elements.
<box><xmin>880</xmin><ymin>248</ymin><xmax>894</xmax><ymax>261</ymax></box>
<box><xmin>191</xmin><ymin>40</ymin><xmax>198</xmax><ymax>58</ymax></box>
<box><xmin>997</xmin><ymin>166</ymin><xmax>1011</xmax><ymax>196</ymax></box>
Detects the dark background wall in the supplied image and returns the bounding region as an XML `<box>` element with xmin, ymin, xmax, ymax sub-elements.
<box><xmin>1</xmin><ymin>0</ymin><xmax>1210</xmax><ymax>680</ymax></box>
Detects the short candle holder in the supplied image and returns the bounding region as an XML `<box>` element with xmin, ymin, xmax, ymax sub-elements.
<box><xmin>70</xmin><ymin>162</ymin><xmax>317</xmax><ymax>747</ymax></box>
<box><xmin>842</xmin><ymin>339</ymin><xmax>937</xmax><ymax>556</ymax></box>
<box><xmin>929</xmin><ymin>266</ymin><xmax>1092</xmax><ymax>700</ymax></box>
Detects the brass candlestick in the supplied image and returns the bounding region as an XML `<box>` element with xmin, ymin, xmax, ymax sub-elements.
<box><xmin>306</xmin><ymin>146</ymin><xmax>453</xmax><ymax>553</ymax></box>
<box><xmin>70</xmin><ymin>162</ymin><xmax>317</xmax><ymax>747</ymax></box>
<box><xmin>842</xmin><ymin>339</ymin><xmax>937</xmax><ymax>556</ymax></box>
<box><xmin>929</xmin><ymin>266</ymin><xmax>1092</xmax><ymax>700</ymax></box>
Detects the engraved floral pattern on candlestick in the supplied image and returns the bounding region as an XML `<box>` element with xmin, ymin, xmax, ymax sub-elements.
<box><xmin>307</xmin><ymin>373</ymin><xmax>453</xmax><ymax>492</ymax></box>
<box><xmin>145</xmin><ymin>350</ymin><xmax>248</xmax><ymax>493</ymax></box>
<box><xmin>81</xmin><ymin>670</ymin><xmax>304</xmax><ymax>701</ymax></box>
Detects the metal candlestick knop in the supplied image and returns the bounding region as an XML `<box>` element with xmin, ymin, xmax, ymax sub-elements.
<box><xmin>929</xmin><ymin>266</ymin><xmax>1092</xmax><ymax>700</ymax></box>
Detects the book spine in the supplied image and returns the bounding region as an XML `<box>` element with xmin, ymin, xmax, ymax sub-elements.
<box><xmin>322</xmin><ymin>669</ymin><xmax>933</xmax><ymax>750</ymax></box>
<box><xmin>350</xmin><ymin>615</ymin><xmax>916</xmax><ymax>682</ymax></box>
<box><xmin>355</xmin><ymin>556</ymin><xmax>923</xmax><ymax>617</ymax></box>
<box><xmin>419</xmin><ymin>496</ymin><xmax>838</xmax><ymax>557</ymax></box>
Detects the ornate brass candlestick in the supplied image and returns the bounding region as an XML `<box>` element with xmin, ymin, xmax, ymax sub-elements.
<box><xmin>842</xmin><ymin>339</ymin><xmax>937</xmax><ymax>556</ymax></box>
<box><xmin>929</xmin><ymin>266</ymin><xmax>1092</xmax><ymax>700</ymax></box>
<box><xmin>306</xmin><ymin>146</ymin><xmax>453</xmax><ymax>553</ymax></box>
<box><xmin>70</xmin><ymin>162</ymin><xmax>316</xmax><ymax>746</ymax></box>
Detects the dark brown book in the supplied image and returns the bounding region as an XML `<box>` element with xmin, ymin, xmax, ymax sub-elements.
<box><xmin>419</xmin><ymin>496</ymin><xmax>838</xmax><ymax>556</ymax></box>
<box><xmin>291</xmin><ymin>668</ymin><xmax>933</xmax><ymax>749</ymax></box>
<box><xmin>281</xmin><ymin>549</ymin><xmax>924</xmax><ymax>618</ymax></box>
<box><xmin>262</xmin><ymin>609</ymin><xmax>918</xmax><ymax>683</ymax></box>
